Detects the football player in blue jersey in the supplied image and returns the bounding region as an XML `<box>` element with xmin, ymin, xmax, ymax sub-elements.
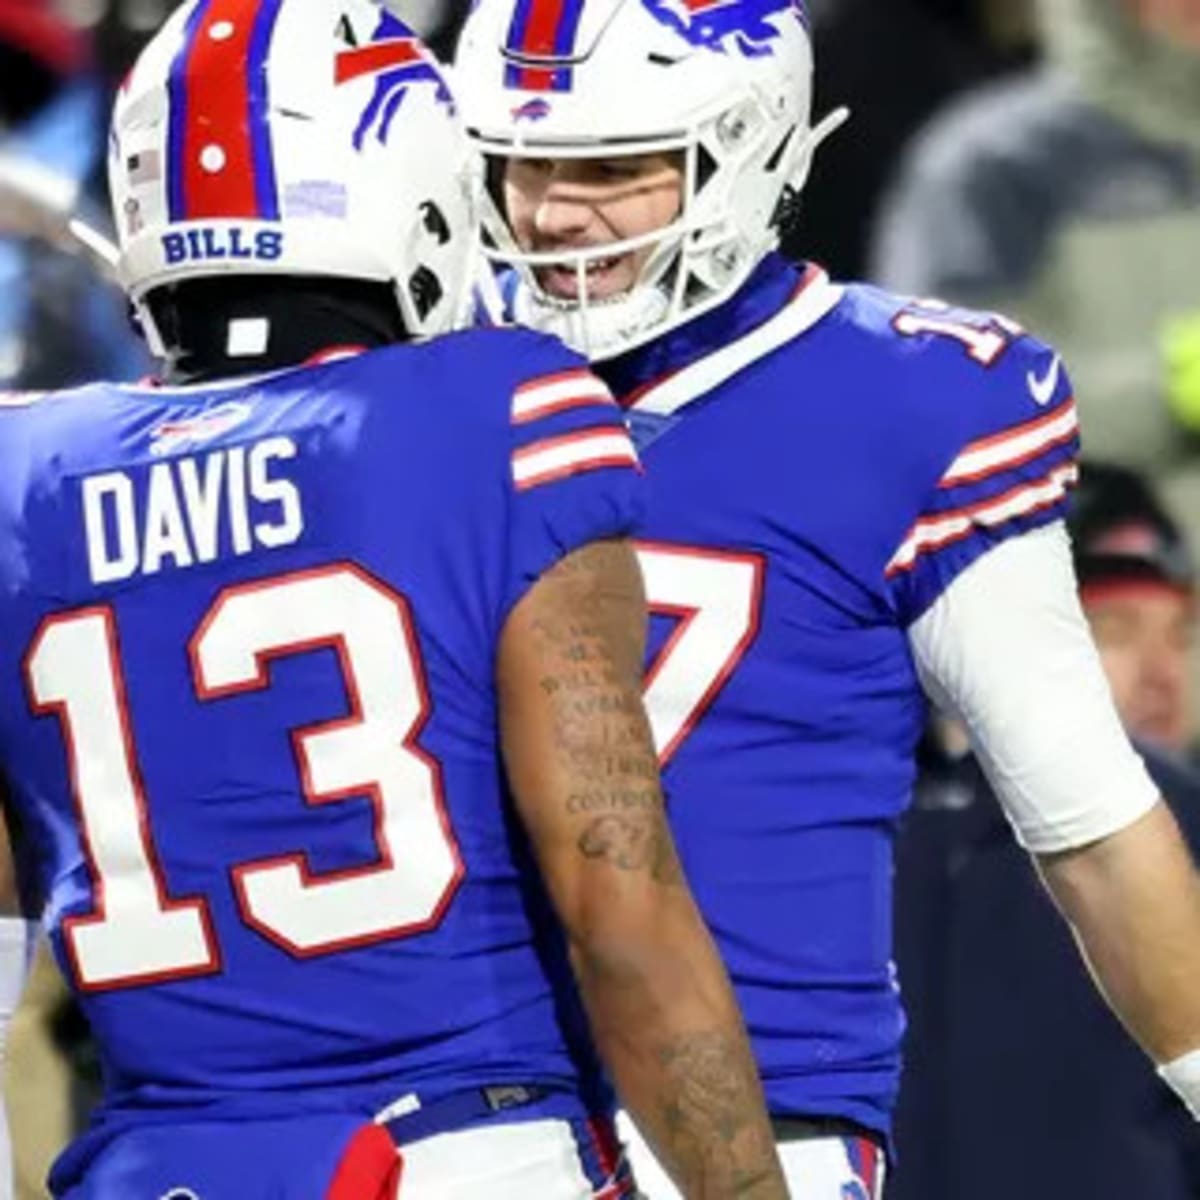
<box><xmin>0</xmin><ymin>2</ymin><xmax>787</xmax><ymax>1197</ymax></box>
<box><xmin>453</xmin><ymin>0</ymin><xmax>1200</xmax><ymax>1193</ymax></box>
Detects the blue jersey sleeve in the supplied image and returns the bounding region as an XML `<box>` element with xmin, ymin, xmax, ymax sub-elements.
<box><xmin>501</xmin><ymin>338</ymin><xmax>645</xmax><ymax>621</ymax></box>
<box><xmin>885</xmin><ymin>313</ymin><xmax>1080</xmax><ymax>624</ymax></box>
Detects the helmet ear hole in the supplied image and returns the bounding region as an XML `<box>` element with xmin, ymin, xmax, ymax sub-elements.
<box><xmin>771</xmin><ymin>183</ymin><xmax>803</xmax><ymax>245</ymax></box>
<box><xmin>408</xmin><ymin>265</ymin><xmax>444</xmax><ymax>320</ymax></box>
<box><xmin>420</xmin><ymin>201</ymin><xmax>452</xmax><ymax>244</ymax></box>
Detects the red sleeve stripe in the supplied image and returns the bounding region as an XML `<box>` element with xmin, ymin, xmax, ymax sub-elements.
<box><xmin>512</xmin><ymin>369</ymin><xmax>614</xmax><ymax>424</ymax></box>
<box><xmin>939</xmin><ymin>398</ymin><xmax>1077</xmax><ymax>488</ymax></box>
<box><xmin>513</xmin><ymin>426</ymin><xmax>639</xmax><ymax>491</ymax></box>
<box><xmin>887</xmin><ymin>463</ymin><xmax>1078</xmax><ymax>577</ymax></box>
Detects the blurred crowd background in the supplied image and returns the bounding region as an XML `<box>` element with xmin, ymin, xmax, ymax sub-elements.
<box><xmin>2</xmin><ymin>0</ymin><xmax>1198</xmax><ymax>1196</ymax></box>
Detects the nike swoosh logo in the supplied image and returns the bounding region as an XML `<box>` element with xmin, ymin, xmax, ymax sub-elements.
<box><xmin>1027</xmin><ymin>354</ymin><xmax>1062</xmax><ymax>406</ymax></box>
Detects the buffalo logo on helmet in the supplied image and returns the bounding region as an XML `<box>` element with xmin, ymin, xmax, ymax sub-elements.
<box><xmin>335</xmin><ymin>11</ymin><xmax>454</xmax><ymax>150</ymax></box>
<box><xmin>511</xmin><ymin>97</ymin><xmax>553</xmax><ymax>121</ymax></box>
<box><xmin>640</xmin><ymin>0</ymin><xmax>806</xmax><ymax>56</ymax></box>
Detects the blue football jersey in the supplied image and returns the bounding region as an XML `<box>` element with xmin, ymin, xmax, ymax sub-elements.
<box><xmin>0</xmin><ymin>328</ymin><xmax>643</xmax><ymax>1185</ymax></box>
<box><xmin>600</xmin><ymin>254</ymin><xmax>1079</xmax><ymax>1139</ymax></box>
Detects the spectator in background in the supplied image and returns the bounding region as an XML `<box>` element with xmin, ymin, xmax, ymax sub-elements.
<box><xmin>795</xmin><ymin>0</ymin><xmax>1037</xmax><ymax>278</ymax></box>
<box><xmin>889</xmin><ymin>459</ymin><xmax>1200</xmax><ymax>1200</ymax></box>
<box><xmin>1072</xmin><ymin>460</ymin><xmax>1196</xmax><ymax>761</ymax></box>
<box><xmin>871</xmin><ymin>0</ymin><xmax>1200</xmax><ymax>583</ymax></box>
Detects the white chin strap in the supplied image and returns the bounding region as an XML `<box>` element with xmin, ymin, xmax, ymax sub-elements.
<box><xmin>511</xmin><ymin>278</ymin><xmax>671</xmax><ymax>361</ymax></box>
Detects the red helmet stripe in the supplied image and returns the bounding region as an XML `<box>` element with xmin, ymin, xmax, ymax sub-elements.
<box><xmin>505</xmin><ymin>0</ymin><xmax>582</xmax><ymax>91</ymax></box>
<box><xmin>520</xmin><ymin>0</ymin><xmax>567</xmax><ymax>55</ymax></box>
<box><xmin>167</xmin><ymin>0</ymin><xmax>283</xmax><ymax>221</ymax></box>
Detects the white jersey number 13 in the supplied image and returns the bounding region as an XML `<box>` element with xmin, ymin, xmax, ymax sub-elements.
<box><xmin>26</xmin><ymin>563</ymin><xmax>462</xmax><ymax>991</ymax></box>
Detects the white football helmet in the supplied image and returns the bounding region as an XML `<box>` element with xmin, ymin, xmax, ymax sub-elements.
<box><xmin>454</xmin><ymin>0</ymin><xmax>846</xmax><ymax>358</ymax></box>
<box><xmin>109</xmin><ymin>0</ymin><xmax>478</xmax><ymax>352</ymax></box>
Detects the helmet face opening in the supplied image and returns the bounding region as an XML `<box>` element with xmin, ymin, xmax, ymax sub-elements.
<box><xmin>109</xmin><ymin>0</ymin><xmax>481</xmax><ymax>355</ymax></box>
<box><xmin>481</xmin><ymin>143</ymin><xmax>695</xmax><ymax>354</ymax></box>
<box><xmin>456</xmin><ymin>0</ymin><xmax>832</xmax><ymax>358</ymax></box>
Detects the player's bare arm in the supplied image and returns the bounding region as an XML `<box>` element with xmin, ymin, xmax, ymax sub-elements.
<box><xmin>498</xmin><ymin>538</ymin><xmax>786</xmax><ymax>1199</ymax></box>
<box><xmin>1037</xmin><ymin>801</ymin><xmax>1200</xmax><ymax>1070</ymax></box>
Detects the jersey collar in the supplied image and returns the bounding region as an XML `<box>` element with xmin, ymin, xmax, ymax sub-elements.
<box><xmin>600</xmin><ymin>255</ymin><xmax>843</xmax><ymax>417</ymax></box>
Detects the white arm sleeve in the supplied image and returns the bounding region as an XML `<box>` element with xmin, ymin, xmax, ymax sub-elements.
<box><xmin>0</xmin><ymin>918</ymin><xmax>33</xmax><ymax>1200</ymax></box>
<box><xmin>908</xmin><ymin>522</ymin><xmax>1160</xmax><ymax>854</ymax></box>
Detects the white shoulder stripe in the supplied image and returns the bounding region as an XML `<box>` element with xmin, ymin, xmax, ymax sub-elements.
<box><xmin>512</xmin><ymin>369</ymin><xmax>613</xmax><ymax>424</ymax></box>
<box><xmin>513</xmin><ymin>427</ymin><xmax>639</xmax><ymax>491</ymax></box>
<box><xmin>888</xmin><ymin>463</ymin><xmax>1078</xmax><ymax>575</ymax></box>
<box><xmin>941</xmin><ymin>399</ymin><xmax>1078</xmax><ymax>488</ymax></box>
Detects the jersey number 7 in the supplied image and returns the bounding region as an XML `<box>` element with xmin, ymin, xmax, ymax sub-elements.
<box><xmin>637</xmin><ymin>542</ymin><xmax>764</xmax><ymax>766</ymax></box>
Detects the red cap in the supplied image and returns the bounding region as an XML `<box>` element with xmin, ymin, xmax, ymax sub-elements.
<box><xmin>0</xmin><ymin>1</ymin><xmax>88</xmax><ymax>76</ymax></box>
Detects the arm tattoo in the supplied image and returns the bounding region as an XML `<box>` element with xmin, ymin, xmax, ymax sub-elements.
<box><xmin>656</xmin><ymin>1031</ymin><xmax>781</xmax><ymax>1195</ymax></box>
<box><xmin>528</xmin><ymin>542</ymin><xmax>682</xmax><ymax>885</ymax></box>
<box><xmin>510</xmin><ymin>544</ymin><xmax>785</xmax><ymax>1196</ymax></box>
<box><xmin>579</xmin><ymin>813</ymin><xmax>684</xmax><ymax>886</ymax></box>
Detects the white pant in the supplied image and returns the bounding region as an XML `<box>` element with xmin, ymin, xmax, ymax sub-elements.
<box><xmin>617</xmin><ymin>1111</ymin><xmax>885</xmax><ymax>1199</ymax></box>
<box><xmin>398</xmin><ymin>1117</ymin><xmax>629</xmax><ymax>1198</ymax></box>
